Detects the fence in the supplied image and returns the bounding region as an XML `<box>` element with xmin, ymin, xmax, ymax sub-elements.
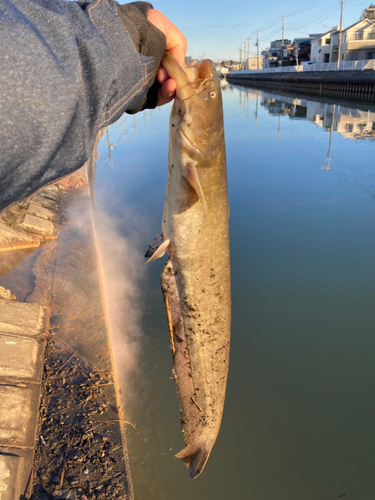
<box><xmin>238</xmin><ymin>59</ymin><xmax>375</xmax><ymax>75</ymax></box>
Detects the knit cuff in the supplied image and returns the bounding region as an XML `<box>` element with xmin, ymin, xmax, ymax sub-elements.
<box><xmin>116</xmin><ymin>2</ymin><xmax>166</xmax><ymax>111</ymax></box>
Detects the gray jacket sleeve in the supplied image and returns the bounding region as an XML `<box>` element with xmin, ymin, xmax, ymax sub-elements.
<box><xmin>0</xmin><ymin>0</ymin><xmax>166</xmax><ymax>211</ymax></box>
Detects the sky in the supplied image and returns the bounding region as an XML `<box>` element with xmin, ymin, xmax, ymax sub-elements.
<box><xmin>145</xmin><ymin>0</ymin><xmax>373</xmax><ymax>61</ymax></box>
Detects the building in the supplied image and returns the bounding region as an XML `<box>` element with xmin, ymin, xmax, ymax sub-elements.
<box><xmin>245</xmin><ymin>57</ymin><xmax>263</xmax><ymax>70</ymax></box>
<box><xmin>310</xmin><ymin>28</ymin><xmax>339</xmax><ymax>63</ymax></box>
<box><xmin>215</xmin><ymin>65</ymin><xmax>229</xmax><ymax>76</ymax></box>
<box><xmin>259</xmin><ymin>89</ymin><xmax>375</xmax><ymax>140</ymax></box>
<box><xmin>292</xmin><ymin>38</ymin><xmax>313</xmax><ymax>63</ymax></box>
<box><xmin>311</xmin><ymin>6</ymin><xmax>375</xmax><ymax>63</ymax></box>
<box><xmin>341</xmin><ymin>7</ymin><xmax>375</xmax><ymax>61</ymax></box>
<box><xmin>262</xmin><ymin>39</ymin><xmax>291</xmax><ymax>68</ymax></box>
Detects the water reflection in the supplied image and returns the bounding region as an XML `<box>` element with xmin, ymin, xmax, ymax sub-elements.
<box><xmin>233</xmin><ymin>84</ymin><xmax>375</xmax><ymax>141</ymax></box>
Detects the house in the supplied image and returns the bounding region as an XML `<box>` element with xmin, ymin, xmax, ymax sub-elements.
<box><xmin>330</xmin><ymin>18</ymin><xmax>375</xmax><ymax>62</ymax></box>
<box><xmin>215</xmin><ymin>65</ymin><xmax>229</xmax><ymax>76</ymax></box>
<box><xmin>310</xmin><ymin>28</ymin><xmax>339</xmax><ymax>63</ymax></box>
<box><xmin>292</xmin><ymin>38</ymin><xmax>313</xmax><ymax>63</ymax></box>
<box><xmin>340</xmin><ymin>6</ymin><xmax>375</xmax><ymax>61</ymax></box>
<box><xmin>245</xmin><ymin>57</ymin><xmax>263</xmax><ymax>70</ymax></box>
<box><xmin>262</xmin><ymin>39</ymin><xmax>291</xmax><ymax>68</ymax></box>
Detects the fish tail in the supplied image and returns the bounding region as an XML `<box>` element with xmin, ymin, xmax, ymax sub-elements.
<box><xmin>175</xmin><ymin>442</ymin><xmax>211</xmax><ymax>479</ymax></box>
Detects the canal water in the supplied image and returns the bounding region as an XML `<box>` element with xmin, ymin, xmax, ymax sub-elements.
<box><xmin>1</xmin><ymin>83</ymin><xmax>374</xmax><ymax>499</ymax></box>
<box><xmin>92</xmin><ymin>84</ymin><xmax>375</xmax><ymax>500</ymax></box>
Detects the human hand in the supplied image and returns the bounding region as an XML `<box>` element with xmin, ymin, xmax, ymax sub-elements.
<box><xmin>147</xmin><ymin>9</ymin><xmax>187</xmax><ymax>106</ymax></box>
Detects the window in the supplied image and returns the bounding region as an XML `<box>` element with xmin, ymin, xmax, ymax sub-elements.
<box><xmin>358</xmin><ymin>123</ymin><xmax>367</xmax><ymax>133</ymax></box>
<box><xmin>367</xmin><ymin>32</ymin><xmax>375</xmax><ymax>39</ymax></box>
<box><xmin>325</xmin><ymin>38</ymin><xmax>331</xmax><ymax>45</ymax></box>
<box><xmin>345</xmin><ymin>123</ymin><xmax>353</xmax><ymax>132</ymax></box>
<box><xmin>367</xmin><ymin>51</ymin><xmax>375</xmax><ymax>59</ymax></box>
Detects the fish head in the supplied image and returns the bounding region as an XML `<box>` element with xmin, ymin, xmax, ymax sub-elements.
<box><xmin>162</xmin><ymin>53</ymin><xmax>224</xmax><ymax>165</ymax></box>
<box><xmin>178</xmin><ymin>59</ymin><xmax>224</xmax><ymax>160</ymax></box>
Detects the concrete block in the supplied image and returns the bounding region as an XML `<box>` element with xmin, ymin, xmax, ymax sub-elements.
<box><xmin>0</xmin><ymin>335</ymin><xmax>44</xmax><ymax>380</ymax></box>
<box><xmin>44</xmin><ymin>184</ymin><xmax>59</xmax><ymax>193</ymax></box>
<box><xmin>39</xmin><ymin>188</ymin><xmax>58</xmax><ymax>202</ymax></box>
<box><xmin>27</xmin><ymin>203</ymin><xmax>55</xmax><ymax>221</ymax></box>
<box><xmin>0</xmin><ymin>221</ymin><xmax>40</xmax><ymax>250</ymax></box>
<box><xmin>29</xmin><ymin>194</ymin><xmax>57</xmax><ymax>210</ymax></box>
<box><xmin>0</xmin><ymin>300</ymin><xmax>47</xmax><ymax>336</ymax></box>
<box><xmin>0</xmin><ymin>385</ymin><xmax>41</xmax><ymax>447</ymax></box>
<box><xmin>0</xmin><ymin>448</ymin><xmax>34</xmax><ymax>500</ymax></box>
<box><xmin>21</xmin><ymin>213</ymin><xmax>54</xmax><ymax>235</ymax></box>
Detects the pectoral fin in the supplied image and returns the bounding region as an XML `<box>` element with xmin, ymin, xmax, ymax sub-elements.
<box><xmin>145</xmin><ymin>237</ymin><xmax>170</xmax><ymax>264</ymax></box>
<box><xmin>145</xmin><ymin>232</ymin><xmax>164</xmax><ymax>258</ymax></box>
<box><xmin>182</xmin><ymin>162</ymin><xmax>207</xmax><ymax>213</ymax></box>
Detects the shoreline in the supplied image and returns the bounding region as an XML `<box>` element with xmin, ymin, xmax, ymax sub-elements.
<box><xmin>0</xmin><ymin>155</ymin><xmax>133</xmax><ymax>498</ymax></box>
<box><xmin>227</xmin><ymin>69</ymin><xmax>375</xmax><ymax>103</ymax></box>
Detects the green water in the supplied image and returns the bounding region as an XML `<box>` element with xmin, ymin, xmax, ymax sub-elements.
<box><xmin>94</xmin><ymin>85</ymin><xmax>375</xmax><ymax>500</ymax></box>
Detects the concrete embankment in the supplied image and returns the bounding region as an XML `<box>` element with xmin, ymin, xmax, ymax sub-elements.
<box><xmin>0</xmin><ymin>157</ymin><xmax>133</xmax><ymax>498</ymax></box>
<box><xmin>0</xmin><ymin>296</ymin><xmax>49</xmax><ymax>499</ymax></box>
<box><xmin>227</xmin><ymin>70</ymin><xmax>375</xmax><ymax>103</ymax></box>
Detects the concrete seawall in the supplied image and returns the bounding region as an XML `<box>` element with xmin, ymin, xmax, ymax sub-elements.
<box><xmin>226</xmin><ymin>70</ymin><xmax>375</xmax><ymax>103</ymax></box>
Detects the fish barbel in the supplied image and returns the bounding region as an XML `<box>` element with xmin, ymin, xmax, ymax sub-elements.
<box><xmin>146</xmin><ymin>52</ymin><xmax>231</xmax><ymax>478</ymax></box>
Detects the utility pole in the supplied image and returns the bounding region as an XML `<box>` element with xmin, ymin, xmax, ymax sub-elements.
<box><xmin>278</xmin><ymin>14</ymin><xmax>285</xmax><ymax>66</ymax></box>
<box><xmin>322</xmin><ymin>105</ymin><xmax>335</xmax><ymax>170</ymax></box>
<box><xmin>247</xmin><ymin>37</ymin><xmax>250</xmax><ymax>69</ymax></box>
<box><xmin>281</xmin><ymin>13</ymin><xmax>285</xmax><ymax>66</ymax></box>
<box><xmin>337</xmin><ymin>0</ymin><xmax>344</xmax><ymax>68</ymax></box>
<box><xmin>257</xmin><ymin>29</ymin><xmax>259</xmax><ymax>69</ymax></box>
<box><xmin>239</xmin><ymin>46</ymin><xmax>242</xmax><ymax>63</ymax></box>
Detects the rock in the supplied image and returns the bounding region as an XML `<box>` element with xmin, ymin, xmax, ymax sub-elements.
<box><xmin>0</xmin><ymin>286</ymin><xmax>16</xmax><ymax>300</ymax></box>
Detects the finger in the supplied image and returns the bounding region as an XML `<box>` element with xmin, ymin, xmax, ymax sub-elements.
<box><xmin>165</xmin><ymin>35</ymin><xmax>187</xmax><ymax>70</ymax></box>
<box><xmin>157</xmin><ymin>79</ymin><xmax>176</xmax><ymax>106</ymax></box>
<box><xmin>147</xmin><ymin>9</ymin><xmax>187</xmax><ymax>70</ymax></box>
<box><xmin>157</xmin><ymin>67</ymin><xmax>168</xmax><ymax>85</ymax></box>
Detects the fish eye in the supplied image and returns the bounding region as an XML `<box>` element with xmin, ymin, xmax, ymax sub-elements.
<box><xmin>209</xmin><ymin>91</ymin><xmax>217</xmax><ymax>100</ymax></box>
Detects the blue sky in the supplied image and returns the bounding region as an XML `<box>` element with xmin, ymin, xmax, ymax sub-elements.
<box><xmin>151</xmin><ymin>0</ymin><xmax>371</xmax><ymax>61</ymax></box>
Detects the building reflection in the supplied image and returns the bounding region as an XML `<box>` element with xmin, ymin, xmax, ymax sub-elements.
<box><xmin>258</xmin><ymin>90</ymin><xmax>375</xmax><ymax>141</ymax></box>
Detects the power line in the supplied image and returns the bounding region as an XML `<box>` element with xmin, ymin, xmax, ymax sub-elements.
<box><xmin>285</xmin><ymin>0</ymin><xmax>340</xmax><ymax>28</ymax></box>
<box><xmin>284</xmin><ymin>0</ymin><xmax>329</xmax><ymax>18</ymax></box>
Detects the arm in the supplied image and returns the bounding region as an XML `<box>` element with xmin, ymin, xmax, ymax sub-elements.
<box><xmin>0</xmin><ymin>0</ymin><xmax>185</xmax><ymax>210</ymax></box>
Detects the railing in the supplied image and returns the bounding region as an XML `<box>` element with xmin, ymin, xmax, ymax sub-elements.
<box><xmin>236</xmin><ymin>59</ymin><xmax>375</xmax><ymax>75</ymax></box>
